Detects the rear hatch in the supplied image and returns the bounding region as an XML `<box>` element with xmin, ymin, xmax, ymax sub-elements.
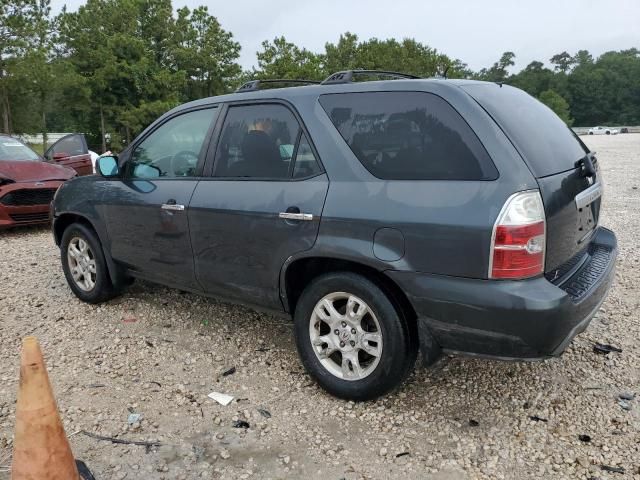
<box><xmin>462</xmin><ymin>83</ymin><xmax>601</xmax><ymax>275</ymax></box>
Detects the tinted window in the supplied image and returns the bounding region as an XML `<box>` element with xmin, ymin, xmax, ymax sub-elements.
<box><xmin>130</xmin><ymin>108</ymin><xmax>217</xmax><ymax>178</ymax></box>
<box><xmin>462</xmin><ymin>84</ymin><xmax>588</xmax><ymax>177</ymax></box>
<box><xmin>0</xmin><ymin>137</ymin><xmax>40</xmax><ymax>161</ymax></box>
<box><xmin>49</xmin><ymin>134</ymin><xmax>86</xmax><ymax>159</ymax></box>
<box><xmin>293</xmin><ymin>133</ymin><xmax>322</xmax><ymax>179</ymax></box>
<box><xmin>214</xmin><ymin>104</ymin><xmax>300</xmax><ymax>179</ymax></box>
<box><xmin>319</xmin><ymin>92</ymin><xmax>497</xmax><ymax>180</ymax></box>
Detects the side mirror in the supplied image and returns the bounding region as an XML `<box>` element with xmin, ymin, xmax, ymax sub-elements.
<box><xmin>96</xmin><ymin>155</ymin><xmax>120</xmax><ymax>177</ymax></box>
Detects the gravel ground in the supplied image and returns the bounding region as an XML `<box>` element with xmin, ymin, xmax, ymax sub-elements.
<box><xmin>1</xmin><ymin>134</ymin><xmax>639</xmax><ymax>480</ymax></box>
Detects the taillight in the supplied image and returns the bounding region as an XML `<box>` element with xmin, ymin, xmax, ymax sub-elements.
<box><xmin>489</xmin><ymin>191</ymin><xmax>546</xmax><ymax>279</ymax></box>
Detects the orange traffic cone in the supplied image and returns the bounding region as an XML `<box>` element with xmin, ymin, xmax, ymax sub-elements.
<box><xmin>11</xmin><ymin>336</ymin><xmax>80</xmax><ymax>480</ymax></box>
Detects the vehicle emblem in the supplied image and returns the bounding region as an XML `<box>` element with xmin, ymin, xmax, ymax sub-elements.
<box><xmin>35</xmin><ymin>182</ymin><xmax>44</xmax><ymax>186</ymax></box>
<box><xmin>587</xmin><ymin>176</ymin><xmax>594</xmax><ymax>186</ymax></box>
<box><xmin>340</xmin><ymin>331</ymin><xmax>351</xmax><ymax>342</ymax></box>
<box><xmin>550</xmin><ymin>270</ymin><xmax>560</xmax><ymax>282</ymax></box>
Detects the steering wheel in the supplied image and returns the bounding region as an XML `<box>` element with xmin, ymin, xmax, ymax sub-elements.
<box><xmin>170</xmin><ymin>150</ymin><xmax>199</xmax><ymax>176</ymax></box>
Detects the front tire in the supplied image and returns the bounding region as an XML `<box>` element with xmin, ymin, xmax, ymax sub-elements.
<box><xmin>294</xmin><ymin>272</ymin><xmax>417</xmax><ymax>400</ymax></box>
<box><xmin>60</xmin><ymin>223</ymin><xmax>120</xmax><ymax>303</ymax></box>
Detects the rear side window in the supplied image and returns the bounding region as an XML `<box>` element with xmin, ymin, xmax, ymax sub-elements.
<box><xmin>462</xmin><ymin>84</ymin><xmax>588</xmax><ymax>177</ymax></box>
<box><xmin>319</xmin><ymin>92</ymin><xmax>497</xmax><ymax>180</ymax></box>
<box><xmin>214</xmin><ymin>104</ymin><xmax>322</xmax><ymax>179</ymax></box>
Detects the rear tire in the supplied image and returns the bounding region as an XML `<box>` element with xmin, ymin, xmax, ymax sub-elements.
<box><xmin>60</xmin><ymin>223</ymin><xmax>120</xmax><ymax>304</ymax></box>
<box><xmin>294</xmin><ymin>272</ymin><xmax>417</xmax><ymax>400</ymax></box>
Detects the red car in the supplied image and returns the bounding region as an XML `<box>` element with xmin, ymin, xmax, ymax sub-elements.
<box><xmin>0</xmin><ymin>135</ymin><xmax>77</xmax><ymax>229</ymax></box>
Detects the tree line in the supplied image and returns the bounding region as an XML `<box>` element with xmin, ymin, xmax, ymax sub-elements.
<box><xmin>2</xmin><ymin>0</ymin><xmax>639</xmax><ymax>150</ymax></box>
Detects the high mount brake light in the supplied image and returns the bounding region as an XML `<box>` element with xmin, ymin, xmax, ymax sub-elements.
<box><xmin>489</xmin><ymin>191</ymin><xmax>546</xmax><ymax>279</ymax></box>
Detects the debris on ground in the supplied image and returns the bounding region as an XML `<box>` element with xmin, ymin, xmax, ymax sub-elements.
<box><xmin>578</xmin><ymin>434</ymin><xmax>591</xmax><ymax>442</ymax></box>
<box><xmin>618</xmin><ymin>392</ymin><xmax>635</xmax><ymax>401</ymax></box>
<box><xmin>257</xmin><ymin>408</ymin><xmax>271</xmax><ymax>418</ymax></box>
<box><xmin>207</xmin><ymin>391</ymin><xmax>234</xmax><ymax>406</ymax></box>
<box><xmin>232</xmin><ymin>420</ymin><xmax>250</xmax><ymax>429</ymax></box>
<box><xmin>528</xmin><ymin>415</ymin><xmax>548</xmax><ymax>422</ymax></box>
<box><xmin>127</xmin><ymin>413</ymin><xmax>142</xmax><ymax>425</ymax></box>
<box><xmin>617</xmin><ymin>399</ymin><xmax>631</xmax><ymax>411</ymax></box>
<box><xmin>80</xmin><ymin>431</ymin><xmax>162</xmax><ymax>447</ymax></box>
<box><xmin>221</xmin><ymin>366</ymin><xmax>236</xmax><ymax>377</ymax></box>
<box><xmin>601</xmin><ymin>465</ymin><xmax>625</xmax><ymax>474</ymax></box>
<box><xmin>469</xmin><ymin>419</ymin><xmax>479</xmax><ymax>427</ymax></box>
<box><xmin>593</xmin><ymin>342</ymin><xmax>623</xmax><ymax>354</ymax></box>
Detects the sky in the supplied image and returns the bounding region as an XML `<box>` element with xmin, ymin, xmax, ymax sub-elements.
<box><xmin>50</xmin><ymin>0</ymin><xmax>640</xmax><ymax>73</ymax></box>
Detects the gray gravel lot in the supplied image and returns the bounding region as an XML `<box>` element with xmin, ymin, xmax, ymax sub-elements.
<box><xmin>1</xmin><ymin>134</ymin><xmax>639</xmax><ymax>480</ymax></box>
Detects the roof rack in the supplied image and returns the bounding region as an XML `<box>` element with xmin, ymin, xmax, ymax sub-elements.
<box><xmin>235</xmin><ymin>79</ymin><xmax>321</xmax><ymax>93</ymax></box>
<box><xmin>321</xmin><ymin>70</ymin><xmax>421</xmax><ymax>85</ymax></box>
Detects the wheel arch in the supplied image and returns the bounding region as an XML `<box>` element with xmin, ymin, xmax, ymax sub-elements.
<box><xmin>281</xmin><ymin>256</ymin><xmax>418</xmax><ymax>332</ymax></box>
<box><xmin>53</xmin><ymin>213</ymin><xmax>126</xmax><ymax>288</ymax></box>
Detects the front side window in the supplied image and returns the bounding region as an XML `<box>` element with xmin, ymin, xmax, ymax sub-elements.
<box><xmin>214</xmin><ymin>104</ymin><xmax>320</xmax><ymax>179</ymax></box>
<box><xmin>129</xmin><ymin>108</ymin><xmax>218</xmax><ymax>179</ymax></box>
<box><xmin>319</xmin><ymin>92</ymin><xmax>497</xmax><ymax>181</ymax></box>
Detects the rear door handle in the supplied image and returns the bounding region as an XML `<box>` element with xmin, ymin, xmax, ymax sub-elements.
<box><xmin>279</xmin><ymin>212</ymin><xmax>313</xmax><ymax>221</ymax></box>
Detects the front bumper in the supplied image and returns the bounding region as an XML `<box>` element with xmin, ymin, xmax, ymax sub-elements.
<box><xmin>387</xmin><ymin>227</ymin><xmax>617</xmax><ymax>361</ymax></box>
<box><xmin>0</xmin><ymin>181</ymin><xmax>63</xmax><ymax>229</ymax></box>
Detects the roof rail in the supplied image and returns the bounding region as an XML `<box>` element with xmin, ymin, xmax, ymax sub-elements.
<box><xmin>235</xmin><ymin>79</ymin><xmax>321</xmax><ymax>93</ymax></box>
<box><xmin>321</xmin><ymin>70</ymin><xmax>421</xmax><ymax>85</ymax></box>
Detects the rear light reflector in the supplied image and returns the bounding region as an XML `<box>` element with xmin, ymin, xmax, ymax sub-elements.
<box><xmin>490</xmin><ymin>191</ymin><xmax>546</xmax><ymax>279</ymax></box>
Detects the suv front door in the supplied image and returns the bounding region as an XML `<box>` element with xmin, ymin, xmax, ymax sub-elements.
<box><xmin>101</xmin><ymin>107</ymin><xmax>219</xmax><ymax>289</ymax></box>
<box><xmin>189</xmin><ymin>102</ymin><xmax>328</xmax><ymax>309</ymax></box>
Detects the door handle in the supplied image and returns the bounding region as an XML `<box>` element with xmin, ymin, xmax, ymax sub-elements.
<box><xmin>279</xmin><ymin>212</ymin><xmax>313</xmax><ymax>221</ymax></box>
<box><xmin>161</xmin><ymin>203</ymin><xmax>185</xmax><ymax>211</ymax></box>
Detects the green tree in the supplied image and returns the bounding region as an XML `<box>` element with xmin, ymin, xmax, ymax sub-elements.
<box><xmin>510</xmin><ymin>61</ymin><xmax>555</xmax><ymax>97</ymax></box>
<box><xmin>1</xmin><ymin>0</ymin><xmax>39</xmax><ymax>133</ymax></box>
<box><xmin>59</xmin><ymin>0</ymin><xmax>186</xmax><ymax>148</ymax></box>
<box><xmin>538</xmin><ymin>89</ymin><xmax>573</xmax><ymax>125</ymax></box>
<box><xmin>253</xmin><ymin>36</ymin><xmax>324</xmax><ymax>80</ymax></box>
<box><xmin>476</xmin><ymin>51</ymin><xmax>515</xmax><ymax>82</ymax></box>
<box><xmin>171</xmin><ymin>6</ymin><xmax>241</xmax><ymax>101</ymax></box>
<box><xmin>550</xmin><ymin>51</ymin><xmax>575</xmax><ymax>73</ymax></box>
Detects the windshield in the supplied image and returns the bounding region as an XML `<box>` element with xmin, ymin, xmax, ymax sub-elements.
<box><xmin>0</xmin><ymin>137</ymin><xmax>41</xmax><ymax>162</ymax></box>
<box><xmin>462</xmin><ymin>84</ymin><xmax>588</xmax><ymax>177</ymax></box>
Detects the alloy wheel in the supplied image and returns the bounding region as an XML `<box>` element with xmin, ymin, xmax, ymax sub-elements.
<box><xmin>67</xmin><ymin>236</ymin><xmax>96</xmax><ymax>292</ymax></box>
<box><xmin>309</xmin><ymin>292</ymin><xmax>383</xmax><ymax>381</ymax></box>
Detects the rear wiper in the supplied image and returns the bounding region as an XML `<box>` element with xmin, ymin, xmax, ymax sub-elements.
<box><xmin>575</xmin><ymin>152</ymin><xmax>596</xmax><ymax>178</ymax></box>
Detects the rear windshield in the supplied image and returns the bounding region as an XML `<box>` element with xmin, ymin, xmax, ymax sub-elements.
<box><xmin>0</xmin><ymin>137</ymin><xmax>40</xmax><ymax>162</ymax></box>
<box><xmin>319</xmin><ymin>92</ymin><xmax>498</xmax><ymax>181</ymax></box>
<box><xmin>462</xmin><ymin>84</ymin><xmax>588</xmax><ymax>177</ymax></box>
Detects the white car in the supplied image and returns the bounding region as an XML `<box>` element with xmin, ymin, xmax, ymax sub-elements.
<box><xmin>588</xmin><ymin>126</ymin><xmax>619</xmax><ymax>135</ymax></box>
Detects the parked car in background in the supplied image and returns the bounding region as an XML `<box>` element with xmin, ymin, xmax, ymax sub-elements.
<box><xmin>588</xmin><ymin>126</ymin><xmax>619</xmax><ymax>135</ymax></box>
<box><xmin>0</xmin><ymin>135</ymin><xmax>76</xmax><ymax>228</ymax></box>
<box><xmin>52</xmin><ymin>72</ymin><xmax>617</xmax><ymax>400</ymax></box>
<box><xmin>43</xmin><ymin>134</ymin><xmax>93</xmax><ymax>176</ymax></box>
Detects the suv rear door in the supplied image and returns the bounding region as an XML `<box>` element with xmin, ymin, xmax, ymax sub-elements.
<box><xmin>462</xmin><ymin>84</ymin><xmax>601</xmax><ymax>275</ymax></box>
<box><xmin>189</xmin><ymin>102</ymin><xmax>328</xmax><ymax>309</ymax></box>
<box><xmin>44</xmin><ymin>134</ymin><xmax>92</xmax><ymax>175</ymax></box>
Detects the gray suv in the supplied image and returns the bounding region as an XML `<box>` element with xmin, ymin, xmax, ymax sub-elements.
<box><xmin>51</xmin><ymin>71</ymin><xmax>617</xmax><ymax>400</ymax></box>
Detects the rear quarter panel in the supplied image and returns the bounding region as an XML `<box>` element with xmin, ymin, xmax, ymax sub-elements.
<box><xmin>286</xmin><ymin>82</ymin><xmax>538</xmax><ymax>278</ymax></box>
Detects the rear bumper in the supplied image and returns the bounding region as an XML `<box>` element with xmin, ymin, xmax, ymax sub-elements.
<box><xmin>0</xmin><ymin>181</ymin><xmax>62</xmax><ymax>229</ymax></box>
<box><xmin>387</xmin><ymin>227</ymin><xmax>617</xmax><ymax>361</ymax></box>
